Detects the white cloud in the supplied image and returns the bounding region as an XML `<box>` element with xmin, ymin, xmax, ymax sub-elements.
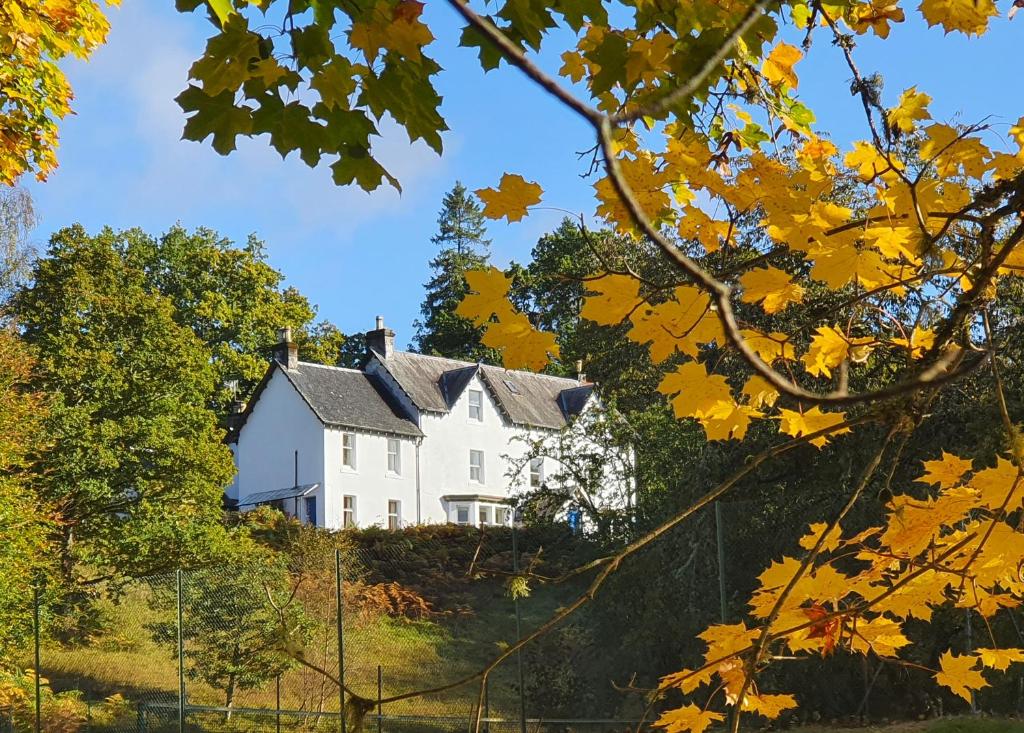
<box><xmin>59</xmin><ymin>1</ymin><xmax>449</xmax><ymax>248</ymax></box>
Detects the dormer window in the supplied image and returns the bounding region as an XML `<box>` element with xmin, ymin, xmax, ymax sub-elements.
<box><xmin>468</xmin><ymin>389</ymin><xmax>483</xmax><ymax>421</ymax></box>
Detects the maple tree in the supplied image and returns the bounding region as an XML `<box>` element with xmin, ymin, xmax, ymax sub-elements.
<box><xmin>0</xmin><ymin>0</ymin><xmax>118</xmax><ymax>185</ymax></box>
<box><xmin>5</xmin><ymin>0</ymin><xmax>1024</xmax><ymax>727</ymax></box>
<box><xmin>168</xmin><ymin>0</ymin><xmax>1024</xmax><ymax>728</ymax></box>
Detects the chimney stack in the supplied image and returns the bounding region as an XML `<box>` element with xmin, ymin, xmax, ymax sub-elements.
<box><xmin>366</xmin><ymin>315</ymin><xmax>395</xmax><ymax>359</ymax></box>
<box><xmin>273</xmin><ymin>326</ymin><xmax>298</xmax><ymax>370</ymax></box>
<box><xmin>575</xmin><ymin>359</ymin><xmax>586</xmax><ymax>384</ymax></box>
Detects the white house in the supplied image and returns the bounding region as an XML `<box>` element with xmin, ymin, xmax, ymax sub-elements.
<box><xmin>226</xmin><ymin>318</ymin><xmax>628</xmax><ymax>529</ymax></box>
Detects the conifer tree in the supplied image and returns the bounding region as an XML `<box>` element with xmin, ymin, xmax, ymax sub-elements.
<box><xmin>413</xmin><ymin>182</ymin><xmax>500</xmax><ymax>362</ymax></box>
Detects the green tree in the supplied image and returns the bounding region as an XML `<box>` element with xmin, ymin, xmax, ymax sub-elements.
<box><xmin>0</xmin><ymin>329</ymin><xmax>52</xmax><ymax>662</ymax></box>
<box><xmin>12</xmin><ymin>225</ymin><xmax>236</xmax><ymax>586</ymax></box>
<box><xmin>149</xmin><ymin>557</ymin><xmax>302</xmax><ymax>715</ymax></box>
<box><xmin>413</xmin><ymin>182</ymin><xmax>498</xmax><ymax>362</ymax></box>
<box><xmin>117</xmin><ymin>225</ymin><xmax>333</xmax><ymax>413</ymax></box>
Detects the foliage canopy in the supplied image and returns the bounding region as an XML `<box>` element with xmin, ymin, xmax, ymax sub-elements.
<box><xmin>8</xmin><ymin>0</ymin><xmax>1024</xmax><ymax>728</ymax></box>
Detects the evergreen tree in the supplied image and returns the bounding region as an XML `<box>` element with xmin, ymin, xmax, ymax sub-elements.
<box><xmin>413</xmin><ymin>182</ymin><xmax>500</xmax><ymax>362</ymax></box>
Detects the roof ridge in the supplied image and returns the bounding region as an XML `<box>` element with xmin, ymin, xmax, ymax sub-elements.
<box><xmin>296</xmin><ymin>361</ymin><xmax>365</xmax><ymax>374</ymax></box>
<box><xmin>480</xmin><ymin>363</ymin><xmax>584</xmax><ymax>385</ymax></box>
<box><xmin>392</xmin><ymin>350</ymin><xmax>475</xmax><ymax>366</ymax></box>
<box><xmin>394</xmin><ymin>351</ymin><xmax>583</xmax><ymax>385</ymax></box>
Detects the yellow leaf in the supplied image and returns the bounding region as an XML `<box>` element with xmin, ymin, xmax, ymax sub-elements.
<box><xmin>851</xmin><ymin>1</ymin><xmax>907</xmax><ymax>37</ymax></box>
<box><xmin>891</xmin><ymin>326</ymin><xmax>935</xmax><ymax>358</ymax></box>
<box><xmin>851</xmin><ymin>617</ymin><xmax>911</xmax><ymax>657</ymax></box>
<box><xmin>349</xmin><ymin>1</ymin><xmax>434</xmax><ymax>63</ymax></box>
<box><xmin>886</xmin><ymin>86</ymin><xmax>932</xmax><ymax>133</ymax></box>
<box><xmin>657</xmin><ymin>362</ymin><xmax>734</xmax><ymax>421</ymax></box>
<box><xmin>741</xmin><ymin>693</ymin><xmax>798</xmax><ymax>719</ymax></box>
<box><xmin>475</xmin><ymin>174</ymin><xmax>543</xmax><ymax>223</ymax></box>
<box><xmin>455</xmin><ymin>267</ymin><xmax>514</xmax><ymax>325</ymax></box>
<box><xmin>968</xmin><ymin>457</ymin><xmax>1022</xmax><ymax>511</ymax></box>
<box><xmin>1010</xmin><ymin>116</ymin><xmax>1024</xmax><ymax>147</ymax></box>
<box><xmin>628</xmin><ymin>287</ymin><xmax>724</xmax><ymax>362</ymax></box>
<box><xmin>920</xmin><ymin>124</ymin><xmax>992</xmax><ymax>177</ymax></box>
<box><xmin>975</xmin><ymin>648</ymin><xmax>1024</xmax><ymax>672</ymax></box>
<box><xmin>740</xmin><ymin>329</ymin><xmax>796</xmax><ymax>362</ymax></box>
<box><xmin>480</xmin><ymin>312</ymin><xmax>559</xmax><ymax>371</ymax></box>
<box><xmin>844</xmin><ymin>140</ymin><xmax>898</xmax><ymax>181</ymax></box>
<box><xmin>810</xmin><ymin>243</ymin><xmax>897</xmax><ymax>289</ymax></box>
<box><xmin>935</xmin><ymin>650</ymin><xmax>988</xmax><ymax>702</ymax></box>
<box><xmin>699</xmin><ymin>622</ymin><xmax>760</xmax><ymax>659</ymax></box>
<box><xmin>702</xmin><ymin>403</ymin><xmax>761</xmax><ymax>442</ymax></box>
<box><xmin>594</xmin><ymin>153</ymin><xmax>673</xmax><ymax>235</ymax></box>
<box><xmin>678</xmin><ymin>206</ymin><xmax>731</xmax><ymax>252</ymax></box>
<box><xmin>918</xmin><ymin>0</ymin><xmax>997</xmax><ymax>36</ymax></box>
<box><xmin>739</xmin><ymin>267</ymin><xmax>804</xmax><ymax>314</ymax></box>
<box><xmin>741</xmin><ymin>375</ymin><xmax>780</xmax><ymax>409</ymax></box>
<box><xmin>559</xmin><ymin>51</ymin><xmax>586</xmax><ymax>82</ymax></box>
<box><xmin>659</xmin><ymin>666</ymin><xmax>715</xmax><ymax>694</ymax></box>
<box><xmin>917</xmin><ymin>451</ymin><xmax>973</xmax><ymax>488</ymax></box>
<box><xmin>654</xmin><ymin>704</ymin><xmax>724</xmax><ymax>733</ymax></box>
<box><xmin>799</xmin><ymin>522</ymin><xmax>842</xmax><ymax>553</ymax></box>
<box><xmin>802</xmin><ymin>326</ymin><xmax>874</xmax><ymax>378</ymax></box>
<box><xmin>778</xmin><ymin>407</ymin><xmax>850</xmax><ymax>448</ymax></box>
<box><xmin>761</xmin><ymin>42</ymin><xmax>802</xmax><ymax>88</ymax></box>
<box><xmin>580</xmin><ymin>274</ymin><xmax>643</xmax><ymax>326</ymax></box>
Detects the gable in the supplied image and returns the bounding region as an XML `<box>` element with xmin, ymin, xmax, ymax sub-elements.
<box><xmin>234</xmin><ymin>361</ymin><xmax>423</xmax><ymax>441</ymax></box>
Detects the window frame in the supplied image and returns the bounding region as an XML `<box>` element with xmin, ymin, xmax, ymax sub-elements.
<box><xmin>529</xmin><ymin>456</ymin><xmax>544</xmax><ymax>488</ymax></box>
<box><xmin>386</xmin><ymin>438</ymin><xmax>402</xmax><ymax>475</ymax></box>
<box><xmin>468</xmin><ymin>389</ymin><xmax>483</xmax><ymax>422</ymax></box>
<box><xmin>469</xmin><ymin>449</ymin><xmax>485</xmax><ymax>484</ymax></box>
<box><xmin>387</xmin><ymin>499</ymin><xmax>401</xmax><ymax>530</ymax></box>
<box><xmin>342</xmin><ymin>495</ymin><xmax>356</xmax><ymax>528</ymax></box>
<box><xmin>478</xmin><ymin>505</ymin><xmax>491</xmax><ymax>527</ymax></box>
<box><xmin>341</xmin><ymin>432</ymin><xmax>357</xmax><ymax>470</ymax></box>
<box><xmin>455</xmin><ymin>504</ymin><xmax>470</xmax><ymax>525</ymax></box>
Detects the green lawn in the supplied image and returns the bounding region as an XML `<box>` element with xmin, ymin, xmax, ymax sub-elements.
<box><xmin>28</xmin><ymin>569</ymin><xmax>581</xmax><ymax>727</ymax></box>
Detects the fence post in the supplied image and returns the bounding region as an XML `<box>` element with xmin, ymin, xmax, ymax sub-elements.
<box><xmin>275</xmin><ymin>674</ymin><xmax>281</xmax><ymax>733</ymax></box>
<box><xmin>483</xmin><ymin>675</ymin><xmax>490</xmax><ymax>733</ymax></box>
<box><xmin>33</xmin><ymin>586</ymin><xmax>41</xmax><ymax>733</ymax></box>
<box><xmin>336</xmin><ymin>548</ymin><xmax>347</xmax><ymax>733</ymax></box>
<box><xmin>966</xmin><ymin>609</ymin><xmax>977</xmax><ymax>713</ymax></box>
<box><xmin>714</xmin><ymin>502</ymin><xmax>727</xmax><ymax>624</ymax></box>
<box><xmin>376</xmin><ymin>665</ymin><xmax>382</xmax><ymax>733</ymax></box>
<box><xmin>512</xmin><ymin>524</ymin><xmax>526</xmax><ymax>733</ymax></box>
<box><xmin>176</xmin><ymin>569</ymin><xmax>185</xmax><ymax>733</ymax></box>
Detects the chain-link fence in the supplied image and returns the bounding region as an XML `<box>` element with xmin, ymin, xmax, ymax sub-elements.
<box><xmin>4</xmin><ymin>526</ymin><xmax>653</xmax><ymax>733</ymax></box>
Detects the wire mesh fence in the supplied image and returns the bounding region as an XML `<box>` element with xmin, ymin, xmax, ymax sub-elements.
<box><xmin>4</xmin><ymin>526</ymin><xmax>654</xmax><ymax>733</ymax></box>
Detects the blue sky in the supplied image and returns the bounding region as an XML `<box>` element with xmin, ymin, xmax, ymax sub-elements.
<box><xmin>26</xmin><ymin>2</ymin><xmax>1023</xmax><ymax>347</ymax></box>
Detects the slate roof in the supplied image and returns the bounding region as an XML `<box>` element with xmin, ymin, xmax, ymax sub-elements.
<box><xmin>281</xmin><ymin>363</ymin><xmax>423</xmax><ymax>438</ymax></box>
<box><xmin>373</xmin><ymin>350</ymin><xmax>594</xmax><ymax>430</ymax></box>
<box><xmin>239</xmin><ymin>483</ymin><xmax>319</xmax><ymax>507</ymax></box>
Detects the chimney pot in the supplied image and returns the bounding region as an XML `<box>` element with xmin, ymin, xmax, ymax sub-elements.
<box><xmin>367</xmin><ymin>316</ymin><xmax>396</xmax><ymax>359</ymax></box>
<box><xmin>273</xmin><ymin>326</ymin><xmax>298</xmax><ymax>370</ymax></box>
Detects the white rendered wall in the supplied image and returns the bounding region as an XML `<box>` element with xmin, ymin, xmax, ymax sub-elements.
<box><xmin>417</xmin><ymin>374</ymin><xmax>548</xmax><ymax>523</ymax></box>
<box><xmin>321</xmin><ymin>427</ymin><xmax>419</xmax><ymax>529</ymax></box>
<box><xmin>235</xmin><ymin>369</ymin><xmax>326</xmax><ymax>519</ymax></box>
